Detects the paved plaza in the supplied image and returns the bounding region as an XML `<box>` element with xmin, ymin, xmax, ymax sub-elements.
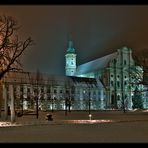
<box><xmin>0</xmin><ymin>110</ymin><xmax>148</xmax><ymax>143</ymax></box>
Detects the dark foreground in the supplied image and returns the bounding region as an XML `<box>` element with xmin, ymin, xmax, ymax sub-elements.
<box><xmin>0</xmin><ymin>110</ymin><xmax>148</xmax><ymax>143</ymax></box>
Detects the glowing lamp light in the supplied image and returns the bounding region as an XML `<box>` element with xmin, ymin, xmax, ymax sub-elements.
<box><xmin>89</xmin><ymin>114</ymin><xmax>92</xmax><ymax>120</ymax></box>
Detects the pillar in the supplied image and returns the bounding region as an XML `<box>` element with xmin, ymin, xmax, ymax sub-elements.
<box><xmin>9</xmin><ymin>84</ymin><xmax>15</xmax><ymax>123</ymax></box>
<box><xmin>3</xmin><ymin>84</ymin><xmax>8</xmax><ymax>120</ymax></box>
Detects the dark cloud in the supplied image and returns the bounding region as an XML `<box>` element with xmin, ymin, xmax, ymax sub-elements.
<box><xmin>0</xmin><ymin>5</ymin><xmax>148</xmax><ymax>75</ymax></box>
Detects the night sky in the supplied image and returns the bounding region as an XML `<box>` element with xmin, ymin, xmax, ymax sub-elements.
<box><xmin>0</xmin><ymin>5</ymin><xmax>148</xmax><ymax>76</ymax></box>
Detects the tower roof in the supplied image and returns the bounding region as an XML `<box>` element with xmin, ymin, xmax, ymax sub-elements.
<box><xmin>67</xmin><ymin>40</ymin><xmax>75</xmax><ymax>53</ymax></box>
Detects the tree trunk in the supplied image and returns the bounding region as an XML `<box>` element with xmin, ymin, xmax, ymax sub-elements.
<box><xmin>0</xmin><ymin>81</ymin><xmax>3</xmax><ymax>118</ymax></box>
<box><xmin>0</xmin><ymin>97</ymin><xmax>1</xmax><ymax>118</ymax></box>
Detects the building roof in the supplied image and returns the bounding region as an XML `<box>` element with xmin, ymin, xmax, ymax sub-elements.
<box><xmin>75</xmin><ymin>52</ymin><xmax>117</xmax><ymax>75</ymax></box>
<box><xmin>69</xmin><ymin>76</ymin><xmax>97</xmax><ymax>87</ymax></box>
<box><xmin>2</xmin><ymin>71</ymin><xmax>98</xmax><ymax>88</ymax></box>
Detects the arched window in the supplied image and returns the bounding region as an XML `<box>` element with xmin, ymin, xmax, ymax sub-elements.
<box><xmin>111</xmin><ymin>94</ymin><xmax>114</xmax><ymax>105</ymax></box>
<box><xmin>111</xmin><ymin>81</ymin><xmax>114</xmax><ymax>86</ymax></box>
<box><xmin>117</xmin><ymin>95</ymin><xmax>120</xmax><ymax>100</ymax></box>
<box><xmin>117</xmin><ymin>81</ymin><xmax>120</xmax><ymax>88</ymax></box>
<box><xmin>124</xmin><ymin>60</ymin><xmax>126</xmax><ymax>65</ymax></box>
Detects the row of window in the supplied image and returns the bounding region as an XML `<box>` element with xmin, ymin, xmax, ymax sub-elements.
<box><xmin>13</xmin><ymin>86</ymin><xmax>105</xmax><ymax>98</ymax></box>
<box><xmin>110</xmin><ymin>80</ymin><xmax>127</xmax><ymax>87</ymax></box>
<box><xmin>112</xmin><ymin>59</ymin><xmax>127</xmax><ymax>65</ymax></box>
<box><xmin>110</xmin><ymin>74</ymin><xmax>127</xmax><ymax>79</ymax></box>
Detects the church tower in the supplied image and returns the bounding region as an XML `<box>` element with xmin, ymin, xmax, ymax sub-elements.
<box><xmin>65</xmin><ymin>41</ymin><xmax>77</xmax><ymax>76</ymax></box>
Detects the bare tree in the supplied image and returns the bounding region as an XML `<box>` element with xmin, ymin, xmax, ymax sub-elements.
<box><xmin>0</xmin><ymin>15</ymin><xmax>33</xmax><ymax>119</ymax></box>
<box><xmin>133</xmin><ymin>49</ymin><xmax>148</xmax><ymax>85</ymax></box>
<box><xmin>0</xmin><ymin>15</ymin><xmax>33</xmax><ymax>80</ymax></box>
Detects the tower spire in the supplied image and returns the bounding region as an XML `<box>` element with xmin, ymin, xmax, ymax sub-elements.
<box><xmin>67</xmin><ymin>40</ymin><xmax>75</xmax><ymax>53</ymax></box>
<box><xmin>65</xmin><ymin>40</ymin><xmax>77</xmax><ymax>76</ymax></box>
<box><xmin>68</xmin><ymin>40</ymin><xmax>73</xmax><ymax>48</ymax></box>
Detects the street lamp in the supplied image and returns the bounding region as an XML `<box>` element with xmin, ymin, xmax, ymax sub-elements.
<box><xmin>88</xmin><ymin>90</ymin><xmax>91</xmax><ymax>115</ymax></box>
<box><xmin>20</xmin><ymin>87</ymin><xmax>23</xmax><ymax>115</ymax></box>
<box><xmin>68</xmin><ymin>96</ymin><xmax>71</xmax><ymax>112</ymax></box>
<box><xmin>65</xmin><ymin>91</ymin><xmax>68</xmax><ymax>116</ymax></box>
<box><xmin>34</xmin><ymin>87</ymin><xmax>39</xmax><ymax>119</ymax></box>
<box><xmin>51</xmin><ymin>97</ymin><xmax>54</xmax><ymax>112</ymax></box>
<box><xmin>35</xmin><ymin>94</ymin><xmax>39</xmax><ymax>118</ymax></box>
<box><xmin>36</xmin><ymin>96</ymin><xmax>39</xmax><ymax>118</ymax></box>
<box><xmin>68</xmin><ymin>88</ymin><xmax>72</xmax><ymax>113</ymax></box>
<box><xmin>89</xmin><ymin>113</ymin><xmax>92</xmax><ymax>120</ymax></box>
<box><xmin>88</xmin><ymin>79</ymin><xmax>92</xmax><ymax>119</ymax></box>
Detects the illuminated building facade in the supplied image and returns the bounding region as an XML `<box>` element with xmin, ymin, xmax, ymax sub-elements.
<box><xmin>0</xmin><ymin>41</ymin><xmax>148</xmax><ymax>112</ymax></box>
<box><xmin>65</xmin><ymin>41</ymin><xmax>148</xmax><ymax>110</ymax></box>
<box><xmin>1</xmin><ymin>72</ymin><xmax>104</xmax><ymax>111</ymax></box>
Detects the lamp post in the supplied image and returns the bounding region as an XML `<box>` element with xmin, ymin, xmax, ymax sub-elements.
<box><xmin>21</xmin><ymin>87</ymin><xmax>23</xmax><ymax>115</ymax></box>
<box><xmin>88</xmin><ymin>90</ymin><xmax>91</xmax><ymax>115</ymax></box>
<box><xmin>34</xmin><ymin>86</ymin><xmax>39</xmax><ymax>119</ymax></box>
<box><xmin>65</xmin><ymin>97</ymin><xmax>68</xmax><ymax>116</ymax></box>
<box><xmin>68</xmin><ymin>90</ymin><xmax>71</xmax><ymax>112</ymax></box>
<box><xmin>34</xmin><ymin>87</ymin><xmax>39</xmax><ymax>119</ymax></box>
<box><xmin>51</xmin><ymin>97</ymin><xmax>54</xmax><ymax>112</ymax></box>
<box><xmin>65</xmin><ymin>89</ymin><xmax>70</xmax><ymax>116</ymax></box>
<box><xmin>35</xmin><ymin>69</ymin><xmax>40</xmax><ymax>119</ymax></box>
<box><xmin>36</xmin><ymin>95</ymin><xmax>39</xmax><ymax>118</ymax></box>
<box><xmin>88</xmin><ymin>79</ymin><xmax>92</xmax><ymax>119</ymax></box>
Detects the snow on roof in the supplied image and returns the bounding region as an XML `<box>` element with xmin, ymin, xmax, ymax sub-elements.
<box><xmin>75</xmin><ymin>52</ymin><xmax>117</xmax><ymax>75</ymax></box>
